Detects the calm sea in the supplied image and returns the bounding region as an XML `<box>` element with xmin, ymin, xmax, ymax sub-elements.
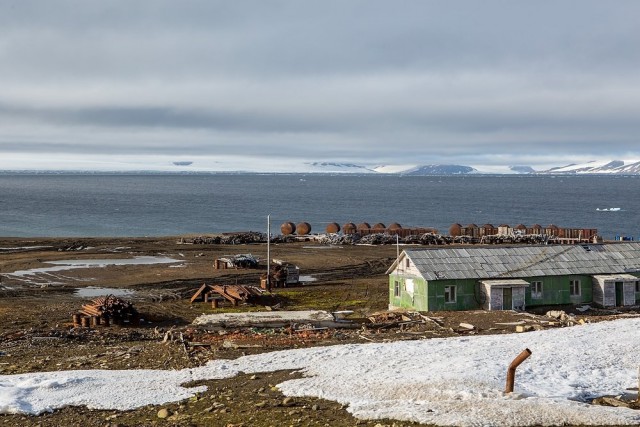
<box><xmin>0</xmin><ymin>174</ymin><xmax>638</xmax><ymax>239</ymax></box>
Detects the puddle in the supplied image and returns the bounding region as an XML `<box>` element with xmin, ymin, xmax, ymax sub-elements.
<box><xmin>75</xmin><ymin>287</ymin><xmax>135</xmax><ymax>298</ymax></box>
<box><xmin>6</xmin><ymin>256</ymin><xmax>181</xmax><ymax>277</ymax></box>
<box><xmin>302</xmin><ymin>245</ymin><xmax>342</xmax><ymax>249</ymax></box>
<box><xmin>2</xmin><ymin>256</ymin><xmax>182</xmax><ymax>287</ymax></box>
<box><xmin>0</xmin><ymin>246</ymin><xmax>53</xmax><ymax>252</ymax></box>
<box><xmin>299</xmin><ymin>275</ymin><xmax>318</xmax><ymax>283</ymax></box>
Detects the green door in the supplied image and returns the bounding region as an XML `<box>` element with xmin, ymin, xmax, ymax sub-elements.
<box><xmin>615</xmin><ymin>282</ymin><xmax>624</xmax><ymax>306</ymax></box>
<box><xmin>503</xmin><ymin>288</ymin><xmax>512</xmax><ymax>310</ymax></box>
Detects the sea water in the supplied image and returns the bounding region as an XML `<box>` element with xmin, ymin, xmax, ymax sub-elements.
<box><xmin>0</xmin><ymin>173</ymin><xmax>638</xmax><ymax>239</ymax></box>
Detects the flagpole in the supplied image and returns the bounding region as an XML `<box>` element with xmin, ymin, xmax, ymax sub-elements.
<box><xmin>267</xmin><ymin>214</ymin><xmax>271</xmax><ymax>291</ymax></box>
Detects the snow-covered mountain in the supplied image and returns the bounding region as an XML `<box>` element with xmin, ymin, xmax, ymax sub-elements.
<box><xmin>509</xmin><ymin>165</ymin><xmax>536</xmax><ymax>174</ymax></box>
<box><xmin>373</xmin><ymin>164</ymin><xmax>479</xmax><ymax>175</ymax></box>
<box><xmin>304</xmin><ymin>162</ymin><xmax>376</xmax><ymax>173</ymax></box>
<box><xmin>539</xmin><ymin>159</ymin><xmax>640</xmax><ymax>174</ymax></box>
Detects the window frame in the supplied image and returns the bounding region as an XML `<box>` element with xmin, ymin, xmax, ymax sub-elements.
<box><xmin>444</xmin><ymin>285</ymin><xmax>456</xmax><ymax>303</ymax></box>
<box><xmin>569</xmin><ymin>279</ymin><xmax>581</xmax><ymax>296</ymax></box>
<box><xmin>635</xmin><ymin>280</ymin><xmax>640</xmax><ymax>293</ymax></box>
<box><xmin>394</xmin><ymin>280</ymin><xmax>400</xmax><ymax>297</ymax></box>
<box><xmin>531</xmin><ymin>281</ymin><xmax>543</xmax><ymax>299</ymax></box>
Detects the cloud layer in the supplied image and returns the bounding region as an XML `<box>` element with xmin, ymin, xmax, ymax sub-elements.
<box><xmin>1</xmin><ymin>1</ymin><xmax>639</xmax><ymax>170</ymax></box>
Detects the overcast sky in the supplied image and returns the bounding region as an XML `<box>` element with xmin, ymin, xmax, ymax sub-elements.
<box><xmin>1</xmin><ymin>1</ymin><xmax>639</xmax><ymax>172</ymax></box>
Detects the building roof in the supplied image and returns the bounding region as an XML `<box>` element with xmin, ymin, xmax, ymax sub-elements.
<box><xmin>391</xmin><ymin>243</ymin><xmax>640</xmax><ymax>281</ymax></box>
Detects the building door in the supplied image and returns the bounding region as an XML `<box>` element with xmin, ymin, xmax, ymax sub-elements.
<box><xmin>615</xmin><ymin>281</ymin><xmax>624</xmax><ymax>306</ymax></box>
<box><xmin>503</xmin><ymin>287</ymin><xmax>513</xmax><ymax>310</ymax></box>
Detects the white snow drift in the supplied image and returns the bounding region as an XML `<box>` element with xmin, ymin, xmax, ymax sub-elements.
<box><xmin>1</xmin><ymin>318</ymin><xmax>639</xmax><ymax>426</ymax></box>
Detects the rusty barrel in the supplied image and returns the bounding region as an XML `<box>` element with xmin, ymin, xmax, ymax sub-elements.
<box><xmin>296</xmin><ymin>222</ymin><xmax>311</xmax><ymax>235</ymax></box>
<box><xmin>280</xmin><ymin>221</ymin><xmax>296</xmax><ymax>235</ymax></box>
<box><xmin>325</xmin><ymin>222</ymin><xmax>340</xmax><ymax>234</ymax></box>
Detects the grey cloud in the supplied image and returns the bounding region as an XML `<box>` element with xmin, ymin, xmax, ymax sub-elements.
<box><xmin>1</xmin><ymin>1</ymin><xmax>640</xmax><ymax>168</ymax></box>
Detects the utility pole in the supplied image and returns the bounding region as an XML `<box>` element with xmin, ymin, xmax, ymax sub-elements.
<box><xmin>266</xmin><ymin>214</ymin><xmax>271</xmax><ymax>291</ymax></box>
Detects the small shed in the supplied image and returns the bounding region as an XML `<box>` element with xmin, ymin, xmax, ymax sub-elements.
<box><xmin>592</xmin><ymin>274</ymin><xmax>638</xmax><ymax>307</ymax></box>
<box><xmin>480</xmin><ymin>279</ymin><xmax>529</xmax><ymax>311</ymax></box>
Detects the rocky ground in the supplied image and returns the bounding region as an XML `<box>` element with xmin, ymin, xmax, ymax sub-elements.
<box><xmin>0</xmin><ymin>237</ymin><xmax>638</xmax><ymax>427</ymax></box>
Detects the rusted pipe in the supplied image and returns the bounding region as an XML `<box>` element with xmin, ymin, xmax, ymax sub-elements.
<box><xmin>505</xmin><ymin>348</ymin><xmax>532</xmax><ymax>393</ymax></box>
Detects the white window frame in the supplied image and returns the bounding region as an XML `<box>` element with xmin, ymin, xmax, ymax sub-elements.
<box><xmin>531</xmin><ymin>281</ymin><xmax>543</xmax><ymax>299</ymax></box>
<box><xmin>405</xmin><ymin>258</ymin><xmax>410</xmax><ymax>268</ymax></box>
<box><xmin>570</xmin><ymin>279</ymin><xmax>581</xmax><ymax>296</ymax></box>
<box><xmin>444</xmin><ymin>285</ymin><xmax>456</xmax><ymax>303</ymax></box>
<box><xmin>394</xmin><ymin>280</ymin><xmax>400</xmax><ymax>297</ymax></box>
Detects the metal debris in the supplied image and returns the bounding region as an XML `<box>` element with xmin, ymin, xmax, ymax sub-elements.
<box><xmin>214</xmin><ymin>253</ymin><xmax>260</xmax><ymax>269</ymax></box>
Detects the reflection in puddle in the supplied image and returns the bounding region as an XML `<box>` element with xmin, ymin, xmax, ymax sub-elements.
<box><xmin>299</xmin><ymin>275</ymin><xmax>317</xmax><ymax>283</ymax></box>
<box><xmin>75</xmin><ymin>287</ymin><xmax>135</xmax><ymax>298</ymax></box>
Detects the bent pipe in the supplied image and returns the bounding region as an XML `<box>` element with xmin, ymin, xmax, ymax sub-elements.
<box><xmin>505</xmin><ymin>348</ymin><xmax>532</xmax><ymax>393</ymax></box>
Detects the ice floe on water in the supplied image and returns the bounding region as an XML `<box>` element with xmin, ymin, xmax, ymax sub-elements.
<box><xmin>0</xmin><ymin>318</ymin><xmax>639</xmax><ymax>425</ymax></box>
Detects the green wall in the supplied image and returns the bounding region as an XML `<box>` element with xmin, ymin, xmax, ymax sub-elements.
<box><xmin>388</xmin><ymin>275</ymin><xmax>429</xmax><ymax>311</ymax></box>
<box><xmin>426</xmin><ymin>279</ymin><xmax>482</xmax><ymax>311</ymax></box>
<box><xmin>390</xmin><ymin>273</ymin><xmax>596</xmax><ymax>311</ymax></box>
<box><xmin>524</xmin><ymin>275</ymin><xmax>592</xmax><ymax>307</ymax></box>
<box><xmin>389</xmin><ymin>276</ymin><xmax>481</xmax><ymax>311</ymax></box>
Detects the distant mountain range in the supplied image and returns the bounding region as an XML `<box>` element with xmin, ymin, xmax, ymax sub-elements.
<box><xmin>4</xmin><ymin>159</ymin><xmax>640</xmax><ymax>175</ymax></box>
<box><xmin>540</xmin><ymin>160</ymin><xmax>640</xmax><ymax>174</ymax></box>
<box><xmin>306</xmin><ymin>159</ymin><xmax>640</xmax><ymax>175</ymax></box>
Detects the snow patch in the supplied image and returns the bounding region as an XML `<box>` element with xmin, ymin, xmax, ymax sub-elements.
<box><xmin>1</xmin><ymin>318</ymin><xmax>639</xmax><ymax>426</ymax></box>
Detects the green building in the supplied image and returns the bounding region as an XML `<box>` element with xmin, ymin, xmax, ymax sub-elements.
<box><xmin>388</xmin><ymin>243</ymin><xmax>640</xmax><ymax>311</ymax></box>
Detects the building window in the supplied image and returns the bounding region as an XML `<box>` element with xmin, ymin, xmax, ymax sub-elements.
<box><xmin>405</xmin><ymin>258</ymin><xmax>410</xmax><ymax>268</ymax></box>
<box><xmin>444</xmin><ymin>285</ymin><xmax>456</xmax><ymax>303</ymax></box>
<box><xmin>394</xmin><ymin>280</ymin><xmax>400</xmax><ymax>297</ymax></box>
<box><xmin>570</xmin><ymin>280</ymin><xmax>581</xmax><ymax>296</ymax></box>
<box><xmin>636</xmin><ymin>281</ymin><xmax>640</xmax><ymax>292</ymax></box>
<box><xmin>531</xmin><ymin>281</ymin><xmax>543</xmax><ymax>299</ymax></box>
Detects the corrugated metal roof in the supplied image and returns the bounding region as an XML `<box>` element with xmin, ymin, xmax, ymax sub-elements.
<box><xmin>403</xmin><ymin>243</ymin><xmax>640</xmax><ymax>281</ymax></box>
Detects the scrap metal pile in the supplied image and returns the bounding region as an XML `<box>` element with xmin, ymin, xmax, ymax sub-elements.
<box><xmin>75</xmin><ymin>295</ymin><xmax>139</xmax><ymax>327</ymax></box>
<box><xmin>214</xmin><ymin>253</ymin><xmax>260</xmax><ymax>269</ymax></box>
<box><xmin>179</xmin><ymin>232</ymin><xmax>267</xmax><ymax>245</ymax></box>
<box><xmin>480</xmin><ymin>234</ymin><xmax>549</xmax><ymax>245</ymax></box>
<box><xmin>318</xmin><ymin>232</ymin><xmax>452</xmax><ymax>246</ymax></box>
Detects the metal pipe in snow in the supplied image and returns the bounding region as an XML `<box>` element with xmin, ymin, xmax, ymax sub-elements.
<box><xmin>505</xmin><ymin>348</ymin><xmax>532</xmax><ymax>393</ymax></box>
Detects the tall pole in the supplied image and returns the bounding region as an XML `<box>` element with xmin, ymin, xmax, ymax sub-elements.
<box><xmin>396</xmin><ymin>233</ymin><xmax>400</xmax><ymax>261</ymax></box>
<box><xmin>267</xmin><ymin>214</ymin><xmax>271</xmax><ymax>291</ymax></box>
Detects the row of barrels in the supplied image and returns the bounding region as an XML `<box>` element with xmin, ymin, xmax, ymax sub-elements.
<box><xmin>450</xmin><ymin>223</ymin><xmax>598</xmax><ymax>239</ymax></box>
<box><xmin>280</xmin><ymin>221</ymin><xmax>598</xmax><ymax>240</ymax></box>
<box><xmin>280</xmin><ymin>221</ymin><xmax>438</xmax><ymax>236</ymax></box>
